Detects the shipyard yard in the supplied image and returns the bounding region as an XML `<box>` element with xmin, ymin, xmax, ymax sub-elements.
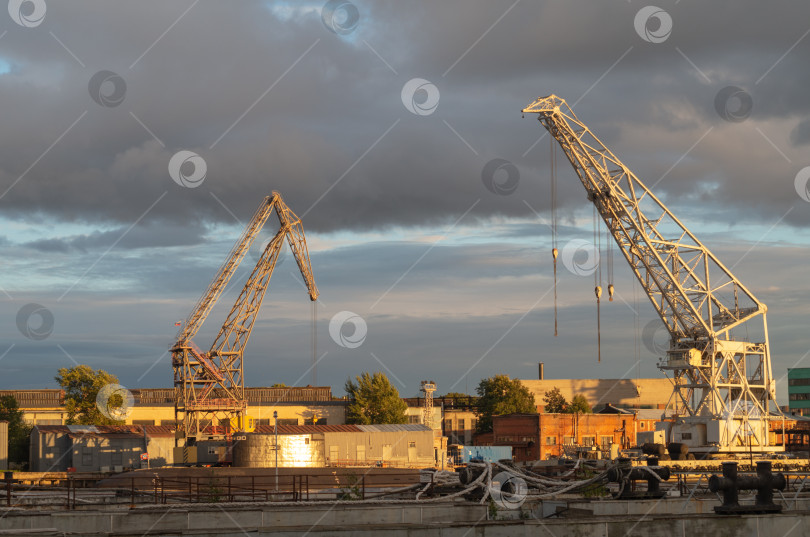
<box><xmin>3</xmin><ymin>1</ymin><xmax>810</xmax><ymax>536</ymax></box>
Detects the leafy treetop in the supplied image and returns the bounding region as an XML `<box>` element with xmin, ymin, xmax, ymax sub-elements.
<box><xmin>475</xmin><ymin>375</ymin><xmax>536</xmax><ymax>433</ymax></box>
<box><xmin>55</xmin><ymin>365</ymin><xmax>123</xmax><ymax>425</ymax></box>
<box><xmin>345</xmin><ymin>372</ymin><xmax>408</xmax><ymax>425</ymax></box>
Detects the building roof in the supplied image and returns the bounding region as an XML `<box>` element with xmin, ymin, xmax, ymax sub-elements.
<box><xmin>34</xmin><ymin>424</ymin><xmax>176</xmax><ymax>438</ymax></box>
<box><xmin>0</xmin><ymin>386</ymin><xmax>337</xmax><ymax>409</ymax></box>
<box><xmin>255</xmin><ymin>424</ymin><xmax>361</xmax><ymax>434</ymax></box>
<box><xmin>253</xmin><ymin>423</ymin><xmax>432</xmax><ymax>435</ymax></box>
<box><xmin>356</xmin><ymin>424</ymin><xmax>431</xmax><ymax>432</ymax></box>
<box><xmin>597</xmin><ymin>403</ymin><xmax>635</xmax><ymax>415</ymax></box>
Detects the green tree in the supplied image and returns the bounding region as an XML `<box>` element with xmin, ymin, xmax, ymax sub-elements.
<box><xmin>55</xmin><ymin>365</ymin><xmax>123</xmax><ymax>425</ymax></box>
<box><xmin>345</xmin><ymin>372</ymin><xmax>408</xmax><ymax>425</ymax></box>
<box><xmin>475</xmin><ymin>375</ymin><xmax>536</xmax><ymax>433</ymax></box>
<box><xmin>566</xmin><ymin>394</ymin><xmax>592</xmax><ymax>414</ymax></box>
<box><xmin>271</xmin><ymin>383</ymin><xmax>287</xmax><ymax>388</ymax></box>
<box><xmin>542</xmin><ymin>387</ymin><xmax>568</xmax><ymax>413</ymax></box>
<box><xmin>0</xmin><ymin>396</ymin><xmax>32</xmax><ymax>468</ymax></box>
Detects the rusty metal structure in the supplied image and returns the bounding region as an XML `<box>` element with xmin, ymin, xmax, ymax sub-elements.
<box><xmin>523</xmin><ymin>95</ymin><xmax>781</xmax><ymax>454</ymax></box>
<box><xmin>171</xmin><ymin>192</ymin><xmax>318</xmax><ymax>444</ymax></box>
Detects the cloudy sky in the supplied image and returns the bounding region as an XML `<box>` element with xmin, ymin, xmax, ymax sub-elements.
<box><xmin>1</xmin><ymin>1</ymin><xmax>809</xmax><ymax>404</ymax></box>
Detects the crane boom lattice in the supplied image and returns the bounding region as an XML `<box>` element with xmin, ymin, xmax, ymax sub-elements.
<box><xmin>523</xmin><ymin>95</ymin><xmax>780</xmax><ymax>453</ymax></box>
<box><xmin>171</xmin><ymin>192</ymin><xmax>318</xmax><ymax>444</ymax></box>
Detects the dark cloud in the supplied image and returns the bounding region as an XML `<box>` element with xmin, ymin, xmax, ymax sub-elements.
<box><xmin>0</xmin><ymin>1</ymin><xmax>808</xmax><ymax>232</ymax></box>
<box><xmin>1</xmin><ymin>1</ymin><xmax>810</xmax><ymax>398</ymax></box>
<box><xmin>791</xmin><ymin>118</ymin><xmax>810</xmax><ymax>146</ymax></box>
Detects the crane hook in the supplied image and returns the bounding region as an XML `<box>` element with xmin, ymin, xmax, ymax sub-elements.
<box><xmin>608</xmin><ymin>284</ymin><xmax>614</xmax><ymax>302</ymax></box>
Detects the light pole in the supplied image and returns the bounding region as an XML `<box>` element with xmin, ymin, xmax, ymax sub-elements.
<box><xmin>273</xmin><ymin>410</ymin><xmax>278</xmax><ymax>492</ymax></box>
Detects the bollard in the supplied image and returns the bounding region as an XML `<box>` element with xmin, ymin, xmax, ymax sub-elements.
<box><xmin>4</xmin><ymin>472</ymin><xmax>16</xmax><ymax>508</ymax></box>
<box><xmin>607</xmin><ymin>458</ymin><xmax>670</xmax><ymax>499</ymax></box>
<box><xmin>709</xmin><ymin>461</ymin><xmax>786</xmax><ymax>514</ymax></box>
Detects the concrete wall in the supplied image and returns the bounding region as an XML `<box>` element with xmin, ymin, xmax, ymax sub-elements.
<box><xmin>0</xmin><ymin>501</ymin><xmax>808</xmax><ymax>536</ymax></box>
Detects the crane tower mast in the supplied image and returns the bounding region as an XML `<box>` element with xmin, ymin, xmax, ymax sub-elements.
<box><xmin>523</xmin><ymin>95</ymin><xmax>780</xmax><ymax>453</ymax></box>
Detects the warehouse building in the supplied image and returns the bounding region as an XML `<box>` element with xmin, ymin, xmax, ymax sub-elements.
<box><xmin>235</xmin><ymin>423</ymin><xmax>439</xmax><ymax>469</ymax></box>
<box><xmin>2</xmin><ymin>387</ymin><xmax>345</xmax><ymax>428</ymax></box>
<box><xmin>488</xmin><ymin>413</ymin><xmax>643</xmax><ymax>461</ymax></box>
<box><xmin>520</xmin><ymin>378</ymin><xmax>674</xmax><ymax>411</ymax></box>
<box><xmin>29</xmin><ymin>425</ymin><xmax>175</xmax><ymax>472</ymax></box>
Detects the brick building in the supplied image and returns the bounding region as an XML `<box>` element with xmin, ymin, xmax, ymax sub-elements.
<box><xmin>491</xmin><ymin>413</ymin><xmax>641</xmax><ymax>461</ymax></box>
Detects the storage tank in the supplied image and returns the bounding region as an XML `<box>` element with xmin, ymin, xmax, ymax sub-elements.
<box><xmin>232</xmin><ymin>433</ymin><xmax>323</xmax><ymax>468</ymax></box>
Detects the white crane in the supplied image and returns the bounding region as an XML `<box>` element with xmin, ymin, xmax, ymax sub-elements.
<box><xmin>523</xmin><ymin>95</ymin><xmax>783</xmax><ymax>454</ymax></box>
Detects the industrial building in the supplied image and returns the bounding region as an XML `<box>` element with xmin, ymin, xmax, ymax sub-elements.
<box><xmin>1</xmin><ymin>387</ymin><xmax>345</xmax><ymax>428</ymax></box>
<box><xmin>236</xmin><ymin>424</ymin><xmax>438</xmax><ymax>468</ymax></box>
<box><xmin>788</xmin><ymin>368</ymin><xmax>810</xmax><ymax>416</ymax></box>
<box><xmin>486</xmin><ymin>413</ymin><xmax>648</xmax><ymax>461</ymax></box>
<box><xmin>520</xmin><ymin>377</ymin><xmax>673</xmax><ymax>410</ymax></box>
<box><xmin>29</xmin><ymin>425</ymin><xmax>176</xmax><ymax>472</ymax></box>
<box><xmin>29</xmin><ymin>423</ymin><xmax>439</xmax><ymax>472</ymax></box>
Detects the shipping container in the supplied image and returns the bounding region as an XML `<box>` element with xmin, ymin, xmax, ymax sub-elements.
<box><xmin>449</xmin><ymin>444</ymin><xmax>512</xmax><ymax>466</ymax></box>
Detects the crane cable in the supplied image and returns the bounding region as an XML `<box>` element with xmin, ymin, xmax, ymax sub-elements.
<box><xmin>550</xmin><ymin>134</ymin><xmax>559</xmax><ymax>337</ymax></box>
<box><xmin>593</xmin><ymin>205</ymin><xmax>602</xmax><ymax>363</ymax></box>
<box><xmin>607</xmin><ymin>219</ymin><xmax>614</xmax><ymax>301</ymax></box>
<box><xmin>312</xmin><ymin>300</ymin><xmax>317</xmax><ymax>386</ymax></box>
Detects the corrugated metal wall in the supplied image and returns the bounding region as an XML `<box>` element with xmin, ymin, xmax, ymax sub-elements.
<box><xmin>323</xmin><ymin>429</ymin><xmax>434</xmax><ymax>467</ymax></box>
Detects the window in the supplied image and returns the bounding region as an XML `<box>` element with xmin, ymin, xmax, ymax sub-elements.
<box><xmin>600</xmin><ymin>436</ymin><xmax>613</xmax><ymax>449</ymax></box>
<box><xmin>254</xmin><ymin>419</ymin><xmax>271</xmax><ymax>426</ymax></box>
<box><xmin>471</xmin><ymin>419</ymin><xmax>477</xmax><ymax>431</ymax></box>
<box><xmin>160</xmin><ymin>420</ymin><xmax>177</xmax><ymax>426</ymax></box>
<box><xmin>444</xmin><ymin>419</ymin><xmax>453</xmax><ymax>432</ymax></box>
<box><xmin>277</xmin><ymin>418</ymin><xmax>298</xmax><ymax>425</ymax></box>
<box><xmin>640</xmin><ymin>422</ymin><xmax>646</xmax><ymax>429</ymax></box>
<box><xmin>789</xmin><ymin>378</ymin><xmax>810</xmax><ymax>386</ymax></box>
<box><xmin>458</xmin><ymin>419</ymin><xmax>466</xmax><ymax>431</ymax></box>
<box><xmin>208</xmin><ymin>446</ymin><xmax>218</xmax><ymax>455</ymax></box>
<box><xmin>408</xmin><ymin>441</ymin><xmax>416</xmax><ymax>448</ymax></box>
<box><xmin>133</xmin><ymin>420</ymin><xmax>155</xmax><ymax>426</ymax></box>
<box><xmin>789</xmin><ymin>393</ymin><xmax>810</xmax><ymax>401</ymax></box>
<box><xmin>681</xmin><ymin>433</ymin><xmax>692</xmax><ymax>440</ymax></box>
<box><xmin>563</xmin><ymin>436</ymin><xmax>575</xmax><ymax>445</ymax></box>
<box><xmin>409</xmin><ymin>415</ymin><xmax>421</xmax><ymax>424</ymax></box>
<box><xmin>582</xmin><ymin>436</ymin><xmax>596</xmax><ymax>447</ymax></box>
<box><xmin>546</xmin><ymin>436</ymin><xmax>557</xmax><ymax>446</ymax></box>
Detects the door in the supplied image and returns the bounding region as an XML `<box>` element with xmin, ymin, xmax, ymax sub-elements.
<box><xmin>329</xmin><ymin>445</ymin><xmax>339</xmax><ymax>465</ymax></box>
<box><xmin>356</xmin><ymin>444</ymin><xmax>365</xmax><ymax>464</ymax></box>
<box><xmin>382</xmin><ymin>444</ymin><xmax>392</xmax><ymax>464</ymax></box>
<box><xmin>407</xmin><ymin>442</ymin><xmax>416</xmax><ymax>464</ymax></box>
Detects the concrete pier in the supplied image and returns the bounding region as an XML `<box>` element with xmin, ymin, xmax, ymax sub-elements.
<box><xmin>1</xmin><ymin>498</ymin><xmax>809</xmax><ymax>536</ymax></box>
